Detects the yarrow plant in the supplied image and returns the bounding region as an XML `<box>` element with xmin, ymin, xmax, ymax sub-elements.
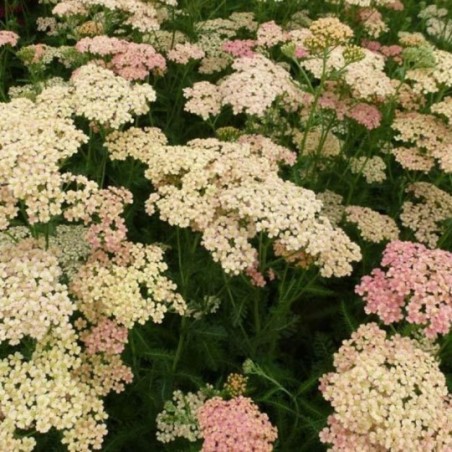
<box><xmin>1</xmin><ymin>0</ymin><xmax>452</xmax><ymax>450</ymax></box>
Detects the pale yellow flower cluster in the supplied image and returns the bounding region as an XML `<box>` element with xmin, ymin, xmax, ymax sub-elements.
<box><xmin>218</xmin><ymin>54</ymin><xmax>302</xmax><ymax>117</ymax></box>
<box><xmin>320</xmin><ymin>323</ymin><xmax>452</xmax><ymax>451</ymax></box>
<box><xmin>71</xmin><ymin>242</ymin><xmax>187</xmax><ymax>327</ymax></box>
<box><xmin>0</xmin><ymin>95</ymin><xmax>87</xmax><ymax>227</ymax></box>
<box><xmin>392</xmin><ymin>111</ymin><xmax>452</xmax><ymax>173</ymax></box>
<box><xmin>0</xmin><ymin>328</ymin><xmax>109</xmax><ymax>451</ymax></box>
<box><xmin>350</xmin><ymin>156</ymin><xmax>387</xmax><ymax>183</ymax></box>
<box><xmin>304</xmin><ymin>17</ymin><xmax>353</xmax><ymax>52</ymax></box>
<box><xmin>432</xmin><ymin>96</ymin><xmax>452</xmax><ymax>123</ymax></box>
<box><xmin>345</xmin><ymin>206</ymin><xmax>399</xmax><ymax>243</ymax></box>
<box><xmin>401</xmin><ymin>182</ymin><xmax>452</xmax><ymax>247</ymax></box>
<box><xmin>393</xmin><ymin>81</ymin><xmax>425</xmax><ymax>111</ymax></box>
<box><xmin>0</xmin><ymin>239</ymin><xmax>74</xmax><ymax>345</ymax></box>
<box><xmin>107</xmin><ymin>130</ymin><xmax>361</xmax><ymax>277</ymax></box>
<box><xmin>71</xmin><ymin>63</ymin><xmax>156</xmax><ymax>129</ymax></box>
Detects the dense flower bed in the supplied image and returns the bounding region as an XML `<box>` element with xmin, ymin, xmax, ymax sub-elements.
<box><xmin>0</xmin><ymin>0</ymin><xmax>451</xmax><ymax>450</ymax></box>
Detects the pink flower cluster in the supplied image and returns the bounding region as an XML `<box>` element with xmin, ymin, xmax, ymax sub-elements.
<box><xmin>356</xmin><ymin>241</ymin><xmax>452</xmax><ymax>338</ymax></box>
<box><xmin>76</xmin><ymin>36</ymin><xmax>166</xmax><ymax>80</ymax></box>
<box><xmin>197</xmin><ymin>396</ymin><xmax>278</xmax><ymax>451</ymax></box>
<box><xmin>346</xmin><ymin>103</ymin><xmax>382</xmax><ymax>129</ymax></box>
<box><xmin>167</xmin><ymin>43</ymin><xmax>205</xmax><ymax>64</ymax></box>
<box><xmin>222</xmin><ymin>39</ymin><xmax>256</xmax><ymax>58</ymax></box>
<box><xmin>0</xmin><ymin>30</ymin><xmax>19</xmax><ymax>47</ymax></box>
<box><xmin>81</xmin><ymin>318</ymin><xmax>128</xmax><ymax>355</ymax></box>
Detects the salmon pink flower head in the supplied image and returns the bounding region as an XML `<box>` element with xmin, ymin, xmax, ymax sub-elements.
<box><xmin>356</xmin><ymin>240</ymin><xmax>452</xmax><ymax>338</ymax></box>
<box><xmin>0</xmin><ymin>30</ymin><xmax>19</xmax><ymax>47</ymax></box>
<box><xmin>197</xmin><ymin>396</ymin><xmax>278</xmax><ymax>451</ymax></box>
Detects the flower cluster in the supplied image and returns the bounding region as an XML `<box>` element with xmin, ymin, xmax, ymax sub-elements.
<box><xmin>167</xmin><ymin>42</ymin><xmax>205</xmax><ymax>64</ymax></box>
<box><xmin>320</xmin><ymin>323</ymin><xmax>452</xmax><ymax>451</ymax></box>
<box><xmin>106</xmin><ymin>130</ymin><xmax>361</xmax><ymax>277</ymax></box>
<box><xmin>356</xmin><ymin>241</ymin><xmax>452</xmax><ymax>338</ymax></box>
<box><xmin>345</xmin><ymin>206</ymin><xmax>399</xmax><ymax>243</ymax></box>
<box><xmin>71</xmin><ymin>242</ymin><xmax>186</xmax><ymax>327</ymax></box>
<box><xmin>0</xmin><ymin>95</ymin><xmax>87</xmax><ymax>227</ymax></box>
<box><xmin>400</xmin><ymin>182</ymin><xmax>452</xmax><ymax>247</ymax></box>
<box><xmin>0</xmin><ymin>30</ymin><xmax>19</xmax><ymax>47</ymax></box>
<box><xmin>392</xmin><ymin>111</ymin><xmax>452</xmax><ymax>173</ymax></box>
<box><xmin>76</xmin><ymin>36</ymin><xmax>166</xmax><ymax>80</ymax></box>
<box><xmin>0</xmin><ymin>239</ymin><xmax>74</xmax><ymax>345</ymax></box>
<box><xmin>156</xmin><ymin>388</ymin><xmax>210</xmax><ymax>443</ymax></box>
<box><xmin>80</xmin><ymin>317</ymin><xmax>129</xmax><ymax>355</ymax></box>
<box><xmin>52</xmin><ymin>0</ymin><xmax>162</xmax><ymax>33</ymax></box>
<box><xmin>350</xmin><ymin>156</ymin><xmax>387</xmax><ymax>183</ymax></box>
<box><xmin>0</xmin><ymin>323</ymin><xmax>109</xmax><ymax>451</ymax></box>
<box><xmin>192</xmin><ymin>54</ymin><xmax>302</xmax><ymax>117</ymax></box>
<box><xmin>198</xmin><ymin>396</ymin><xmax>278</xmax><ymax>452</ymax></box>
<box><xmin>71</xmin><ymin>63</ymin><xmax>156</xmax><ymax>129</ymax></box>
<box><xmin>304</xmin><ymin>17</ymin><xmax>353</xmax><ymax>52</ymax></box>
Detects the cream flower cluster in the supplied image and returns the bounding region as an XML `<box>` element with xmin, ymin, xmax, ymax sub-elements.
<box><xmin>320</xmin><ymin>323</ymin><xmax>452</xmax><ymax>451</ymax></box>
<box><xmin>71</xmin><ymin>242</ymin><xmax>187</xmax><ymax>328</ymax></box>
<box><xmin>0</xmin><ymin>239</ymin><xmax>74</xmax><ymax>345</ymax></box>
<box><xmin>350</xmin><ymin>156</ymin><xmax>387</xmax><ymax>183</ymax></box>
<box><xmin>432</xmin><ymin>96</ymin><xmax>452</xmax><ymax>123</ymax></box>
<box><xmin>167</xmin><ymin>43</ymin><xmax>205</xmax><ymax>64</ymax></box>
<box><xmin>345</xmin><ymin>206</ymin><xmax>399</xmax><ymax>243</ymax></box>
<box><xmin>391</xmin><ymin>146</ymin><xmax>434</xmax><ymax>172</ymax></box>
<box><xmin>401</xmin><ymin>182</ymin><xmax>452</xmax><ymax>247</ymax></box>
<box><xmin>185</xmin><ymin>54</ymin><xmax>302</xmax><ymax>118</ymax></box>
<box><xmin>392</xmin><ymin>111</ymin><xmax>452</xmax><ymax>173</ymax></box>
<box><xmin>304</xmin><ymin>17</ymin><xmax>353</xmax><ymax>52</ymax></box>
<box><xmin>0</xmin><ymin>95</ymin><xmax>87</xmax><ymax>227</ymax></box>
<box><xmin>53</xmin><ymin>0</ymin><xmax>161</xmax><ymax>33</ymax></box>
<box><xmin>106</xmin><ymin>130</ymin><xmax>361</xmax><ymax>277</ymax></box>
<box><xmin>71</xmin><ymin>63</ymin><xmax>156</xmax><ymax>129</ymax></box>
<box><xmin>0</xmin><ymin>30</ymin><xmax>19</xmax><ymax>47</ymax></box>
<box><xmin>0</xmin><ymin>329</ymin><xmax>109</xmax><ymax>451</ymax></box>
<box><xmin>223</xmin><ymin>54</ymin><xmax>301</xmax><ymax>115</ymax></box>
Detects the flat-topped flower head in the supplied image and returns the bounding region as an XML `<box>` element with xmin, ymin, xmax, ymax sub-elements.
<box><xmin>356</xmin><ymin>241</ymin><xmax>452</xmax><ymax>338</ymax></box>
<box><xmin>320</xmin><ymin>323</ymin><xmax>452</xmax><ymax>451</ymax></box>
